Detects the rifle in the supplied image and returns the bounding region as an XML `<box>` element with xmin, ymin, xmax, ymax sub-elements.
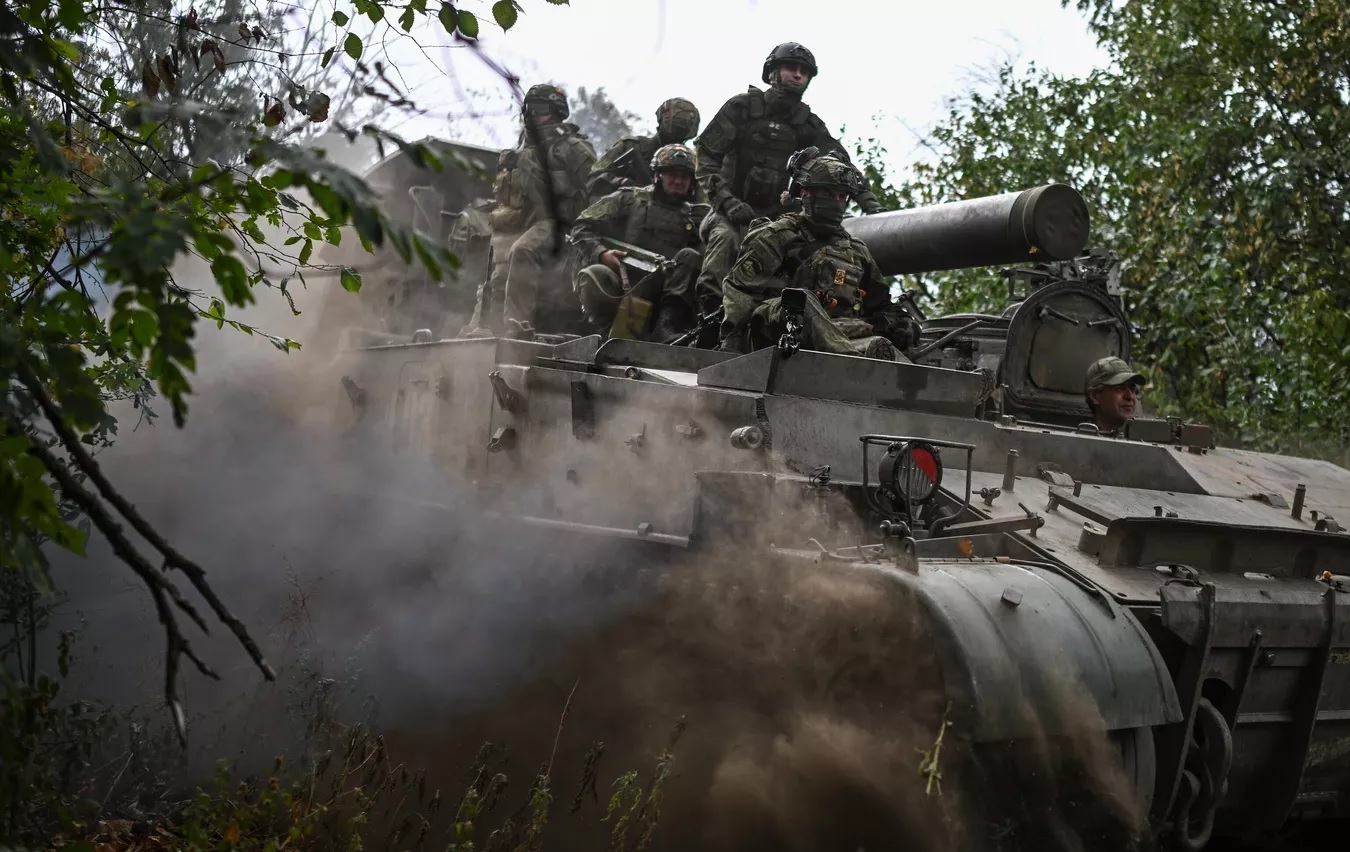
<box><xmin>669</xmin><ymin>306</ymin><xmax>723</xmax><ymax>347</ymax></box>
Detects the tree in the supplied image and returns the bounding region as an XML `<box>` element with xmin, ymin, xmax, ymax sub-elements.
<box><xmin>0</xmin><ymin>0</ymin><xmax>568</xmax><ymax>750</ymax></box>
<box><xmin>861</xmin><ymin>0</ymin><xmax>1350</xmax><ymax>449</ymax></box>
<box><xmin>566</xmin><ymin>84</ymin><xmax>641</xmax><ymax>152</ymax></box>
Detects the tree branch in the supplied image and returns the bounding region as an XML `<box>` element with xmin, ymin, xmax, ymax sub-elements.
<box><xmin>13</xmin><ymin>423</ymin><xmax>219</xmax><ymax>745</ymax></box>
<box><xmin>14</xmin><ymin>359</ymin><xmax>276</xmax><ymax>691</ymax></box>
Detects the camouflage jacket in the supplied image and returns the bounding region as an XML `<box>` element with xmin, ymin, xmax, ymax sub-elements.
<box><xmin>696</xmin><ymin>86</ymin><xmax>879</xmax><ymax>218</ymax></box>
<box><xmin>492</xmin><ymin>122</ymin><xmax>597</xmax><ymax>230</ymax></box>
<box><xmin>587</xmin><ymin>136</ymin><xmax>659</xmax><ymax>202</ymax></box>
<box><xmin>724</xmin><ymin>212</ymin><xmax>889</xmax><ymax>320</ymax></box>
<box><xmin>569</xmin><ymin>186</ymin><xmax>706</xmax><ymax>267</ymax></box>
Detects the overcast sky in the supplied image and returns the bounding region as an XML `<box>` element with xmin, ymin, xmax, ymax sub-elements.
<box><xmin>370</xmin><ymin>0</ymin><xmax>1108</xmax><ymax>175</ymax></box>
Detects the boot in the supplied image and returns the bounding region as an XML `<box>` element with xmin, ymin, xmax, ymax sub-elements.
<box><xmin>859</xmin><ymin>336</ymin><xmax>898</xmax><ymax>361</ymax></box>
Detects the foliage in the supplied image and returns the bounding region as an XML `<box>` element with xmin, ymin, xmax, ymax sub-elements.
<box><xmin>566</xmin><ymin>85</ymin><xmax>642</xmax><ymax>152</ymax></box>
<box><xmin>861</xmin><ymin>0</ymin><xmax>1350</xmax><ymax>449</ymax></box>
<box><xmin>0</xmin><ymin>0</ymin><xmax>571</xmax><ymax>729</ymax></box>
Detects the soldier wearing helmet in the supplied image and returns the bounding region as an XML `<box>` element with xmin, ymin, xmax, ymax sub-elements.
<box><xmin>1085</xmin><ymin>356</ymin><xmax>1148</xmax><ymax>435</ymax></box>
<box><xmin>718</xmin><ymin>149</ymin><xmax>900</xmax><ymax>360</ymax></box>
<box><xmin>587</xmin><ymin>97</ymin><xmax>702</xmax><ymax>203</ymax></box>
<box><xmin>465</xmin><ymin>83</ymin><xmax>597</xmax><ymax>335</ymax></box>
<box><xmin>568</xmin><ymin>143</ymin><xmax>708</xmax><ymax>342</ymax></box>
<box><xmin>693</xmin><ymin>43</ymin><xmax>884</xmax><ymax>318</ymax></box>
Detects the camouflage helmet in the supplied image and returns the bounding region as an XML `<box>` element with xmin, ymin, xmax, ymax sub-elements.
<box><xmin>522</xmin><ymin>83</ymin><xmax>568</xmax><ymax>119</ymax></box>
<box><xmin>791</xmin><ymin>149</ymin><xmax>864</xmax><ymax>195</ymax></box>
<box><xmin>650</xmin><ymin>143</ymin><xmax>696</xmax><ymax>177</ymax></box>
<box><xmin>655</xmin><ymin>97</ymin><xmax>700</xmax><ymax>143</ymax></box>
<box><xmin>761</xmin><ymin>42</ymin><xmax>818</xmax><ymax>84</ymax></box>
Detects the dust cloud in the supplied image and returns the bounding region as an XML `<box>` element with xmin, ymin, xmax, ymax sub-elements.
<box><xmin>45</xmin><ymin>247</ymin><xmax>1152</xmax><ymax>851</ymax></box>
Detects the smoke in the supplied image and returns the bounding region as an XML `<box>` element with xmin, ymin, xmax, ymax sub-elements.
<box><xmin>43</xmin><ymin>245</ymin><xmax>1151</xmax><ymax>850</ymax></box>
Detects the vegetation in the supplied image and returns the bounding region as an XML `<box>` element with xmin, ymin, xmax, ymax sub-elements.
<box><xmin>0</xmin><ymin>0</ymin><xmax>657</xmax><ymax>846</ymax></box>
<box><xmin>4</xmin><ymin>0</ymin><xmax>1349</xmax><ymax>845</ymax></box>
<box><xmin>861</xmin><ymin>0</ymin><xmax>1350</xmax><ymax>450</ymax></box>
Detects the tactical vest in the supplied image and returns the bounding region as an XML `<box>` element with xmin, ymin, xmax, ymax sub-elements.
<box><xmin>496</xmin><ymin>124</ymin><xmax>588</xmax><ymax>222</ymax></box>
<box><xmin>732</xmin><ymin>87</ymin><xmax>813</xmax><ymax>215</ymax></box>
<box><xmin>782</xmin><ymin>227</ymin><xmax>867</xmax><ymax>318</ymax></box>
<box><xmin>620</xmin><ymin>188</ymin><xmax>699</xmax><ymax>259</ymax></box>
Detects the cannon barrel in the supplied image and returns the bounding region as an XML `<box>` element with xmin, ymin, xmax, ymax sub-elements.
<box><xmin>843</xmin><ymin>184</ymin><xmax>1089</xmax><ymax>276</ymax></box>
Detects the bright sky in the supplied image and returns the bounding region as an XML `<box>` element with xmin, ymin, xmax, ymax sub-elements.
<box><xmin>381</xmin><ymin>0</ymin><xmax>1108</xmax><ymax>174</ymax></box>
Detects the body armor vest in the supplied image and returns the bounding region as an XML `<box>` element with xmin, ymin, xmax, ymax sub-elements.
<box><xmin>788</xmin><ymin>235</ymin><xmax>867</xmax><ymax>317</ymax></box>
<box><xmin>732</xmin><ymin>87</ymin><xmax>813</xmax><ymax>216</ymax></box>
<box><xmin>621</xmin><ymin>188</ymin><xmax>700</xmax><ymax>258</ymax></box>
<box><xmin>496</xmin><ymin>124</ymin><xmax>587</xmax><ymax>222</ymax></box>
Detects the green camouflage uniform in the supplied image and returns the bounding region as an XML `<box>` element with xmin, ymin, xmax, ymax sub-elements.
<box><xmin>469</xmin><ymin>100</ymin><xmax>597</xmax><ymax>333</ymax></box>
<box><xmin>720</xmin><ymin>212</ymin><xmax>897</xmax><ymax>359</ymax></box>
<box><xmin>569</xmin><ymin>185</ymin><xmax>706</xmax><ymax>334</ymax></box>
<box><xmin>587</xmin><ymin>98</ymin><xmax>702</xmax><ymax>203</ymax></box>
<box><xmin>695</xmin><ymin>74</ymin><xmax>881</xmax><ymax>311</ymax></box>
<box><xmin>588</xmin><ymin>136</ymin><xmax>661</xmax><ymax>202</ymax></box>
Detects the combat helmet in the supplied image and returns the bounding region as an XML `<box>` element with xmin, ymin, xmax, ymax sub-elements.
<box><xmin>655</xmin><ymin>98</ymin><xmax>700</xmax><ymax>143</ymax></box>
<box><xmin>761</xmin><ymin>42</ymin><xmax>818</xmax><ymax>84</ymax></box>
<box><xmin>650</xmin><ymin>143</ymin><xmax>697</xmax><ymax>176</ymax></box>
<box><xmin>522</xmin><ymin>83</ymin><xmax>569</xmax><ymax>119</ymax></box>
<box><xmin>787</xmin><ymin>147</ymin><xmax>863</xmax><ymax>196</ymax></box>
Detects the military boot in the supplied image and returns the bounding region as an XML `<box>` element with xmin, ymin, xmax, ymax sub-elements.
<box><xmin>859</xmin><ymin>336</ymin><xmax>897</xmax><ymax>361</ymax></box>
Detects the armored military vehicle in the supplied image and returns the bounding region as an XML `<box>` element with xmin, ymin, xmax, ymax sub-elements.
<box><xmin>311</xmin><ymin>137</ymin><xmax>498</xmax><ymax>349</ymax></box>
<box><xmin>325</xmin><ymin>183</ymin><xmax>1349</xmax><ymax>850</ymax></box>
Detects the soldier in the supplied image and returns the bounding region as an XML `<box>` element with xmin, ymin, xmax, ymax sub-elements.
<box><xmin>694</xmin><ymin>42</ymin><xmax>883</xmax><ymax>315</ymax></box>
<box><xmin>587</xmin><ymin>98</ymin><xmax>702</xmax><ymax>203</ymax></box>
<box><xmin>1085</xmin><ymin>356</ymin><xmax>1147</xmax><ymax>435</ymax></box>
<box><xmin>570</xmin><ymin>144</ymin><xmax>707</xmax><ymax>342</ymax></box>
<box><xmin>466</xmin><ymin>84</ymin><xmax>597</xmax><ymax>335</ymax></box>
<box><xmin>719</xmin><ymin>151</ymin><xmax>900</xmax><ymax>360</ymax></box>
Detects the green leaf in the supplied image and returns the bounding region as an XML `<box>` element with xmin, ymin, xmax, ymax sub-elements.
<box><xmin>457</xmin><ymin>9</ymin><xmax>479</xmax><ymax>38</ymax></box>
<box><xmin>332</xmin><ymin>10</ymin><xmax>350</xmax><ymax>26</ymax></box>
<box><xmin>340</xmin><ymin>267</ymin><xmax>362</xmax><ymax>293</ymax></box>
<box><xmin>493</xmin><ymin>0</ymin><xmax>518</xmax><ymax>30</ymax></box>
<box><xmin>52</xmin><ymin>39</ymin><xmax>81</xmax><ymax>62</ymax></box>
<box><xmin>298</xmin><ymin>239</ymin><xmax>313</xmax><ymax>266</ymax></box>
<box><xmin>129</xmin><ymin>310</ymin><xmax>159</xmax><ymax>348</ymax></box>
<box><xmin>321</xmin><ymin>46</ymin><xmax>336</xmax><ymax>68</ymax></box>
<box><xmin>344</xmin><ymin>33</ymin><xmax>363</xmax><ymax>61</ymax></box>
<box><xmin>399</xmin><ymin>7</ymin><xmax>415</xmax><ymax>31</ymax></box>
<box><xmin>211</xmin><ymin>255</ymin><xmax>253</xmax><ymax>305</ymax></box>
<box><xmin>438</xmin><ymin>3</ymin><xmax>456</xmax><ymax>33</ymax></box>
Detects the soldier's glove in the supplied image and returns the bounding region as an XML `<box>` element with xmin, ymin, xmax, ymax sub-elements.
<box><xmin>673</xmin><ymin>247</ymin><xmax>703</xmax><ymax>272</ymax></box>
<box><xmin>860</xmin><ymin>198</ymin><xmax>884</xmax><ymax>215</ymax></box>
<box><xmin>722</xmin><ymin>198</ymin><xmax>755</xmax><ymax>226</ymax></box>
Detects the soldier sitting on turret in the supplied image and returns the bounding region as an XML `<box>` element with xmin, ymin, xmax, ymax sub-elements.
<box><xmin>569</xmin><ymin>144</ymin><xmax>707</xmax><ymax>342</ymax></box>
<box><xmin>587</xmin><ymin>98</ymin><xmax>701</xmax><ymax>204</ymax></box>
<box><xmin>1085</xmin><ymin>356</ymin><xmax>1147</xmax><ymax>435</ymax></box>
<box><xmin>694</xmin><ymin>43</ymin><xmax>883</xmax><ymax>318</ymax></box>
<box><xmin>718</xmin><ymin>150</ymin><xmax>901</xmax><ymax>360</ymax></box>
